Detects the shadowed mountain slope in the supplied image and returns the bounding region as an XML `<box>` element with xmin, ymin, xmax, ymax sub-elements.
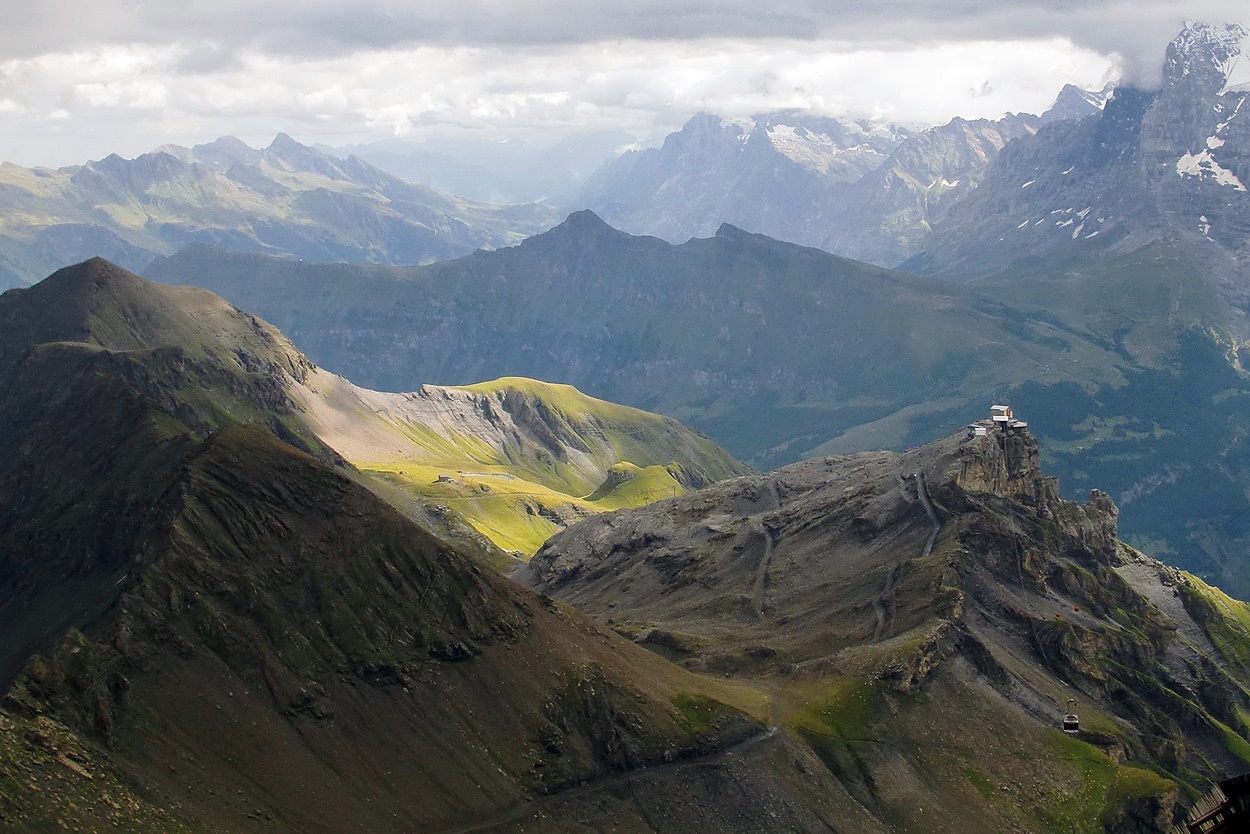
<box><xmin>522</xmin><ymin>424</ymin><xmax>1250</xmax><ymax>831</ymax></box>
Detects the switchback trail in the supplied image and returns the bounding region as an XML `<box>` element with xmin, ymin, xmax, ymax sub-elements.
<box><xmin>438</xmin><ymin>726</ymin><xmax>781</xmax><ymax>834</ymax></box>
<box><xmin>871</xmin><ymin>472</ymin><xmax>942</xmax><ymax>643</ymax></box>
<box><xmin>915</xmin><ymin>471</ymin><xmax>941</xmax><ymax>560</ymax></box>
<box><xmin>749</xmin><ymin>479</ymin><xmax>782</xmax><ymax>619</ymax></box>
<box><xmin>750</xmin><ymin>522</ymin><xmax>776</xmax><ymax>619</ymax></box>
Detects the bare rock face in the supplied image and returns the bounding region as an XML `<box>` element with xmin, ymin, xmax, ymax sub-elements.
<box><xmin>954</xmin><ymin>429</ymin><xmax>1051</xmax><ymax>500</ymax></box>
<box><xmin>948</xmin><ymin>427</ymin><xmax>1119</xmax><ymax>565</ymax></box>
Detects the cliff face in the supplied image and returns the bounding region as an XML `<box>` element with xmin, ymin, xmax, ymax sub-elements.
<box><xmin>954</xmin><ymin>427</ymin><xmax>1052</xmax><ymax>499</ymax></box>
<box><xmin>950</xmin><ymin>427</ymin><xmax>1119</xmax><ymax>565</ymax></box>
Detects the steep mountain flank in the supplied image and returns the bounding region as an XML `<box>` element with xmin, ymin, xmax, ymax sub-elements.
<box><xmin>0</xmin><ymin>258</ymin><xmax>330</xmax><ymax>688</ymax></box>
<box><xmin>523</xmin><ymin>424</ymin><xmax>1250</xmax><ymax>830</ymax></box>
<box><xmin>911</xmin><ymin>23</ymin><xmax>1250</xmax><ymax>284</ymax></box>
<box><xmin>811</xmin><ymin>113</ymin><xmax>1041</xmax><ymax>266</ymax></box>
<box><xmin>0</xmin><ymin>426</ymin><xmax>773</xmax><ymax>832</ymax></box>
<box><xmin>0</xmin><ymin>133</ymin><xmax>559</xmax><ymax>289</ymax></box>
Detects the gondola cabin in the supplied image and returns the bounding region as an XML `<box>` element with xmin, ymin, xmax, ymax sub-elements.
<box><xmin>1062</xmin><ymin>699</ymin><xmax>1079</xmax><ymax>734</ymax></box>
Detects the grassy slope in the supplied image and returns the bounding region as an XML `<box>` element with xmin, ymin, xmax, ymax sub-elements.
<box><xmin>304</xmin><ymin>373</ymin><xmax>749</xmax><ymax>557</ymax></box>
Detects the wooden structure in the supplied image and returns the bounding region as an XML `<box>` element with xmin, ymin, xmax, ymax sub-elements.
<box><xmin>1173</xmin><ymin>773</ymin><xmax>1250</xmax><ymax>833</ymax></box>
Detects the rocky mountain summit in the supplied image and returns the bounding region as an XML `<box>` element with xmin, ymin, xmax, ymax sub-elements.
<box><xmin>522</xmin><ymin>419</ymin><xmax>1250</xmax><ymax>830</ymax></box>
<box><xmin>578</xmin><ymin>112</ymin><xmax>911</xmax><ymax>246</ymax></box>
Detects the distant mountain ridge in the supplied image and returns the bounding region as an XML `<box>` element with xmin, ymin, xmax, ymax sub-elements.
<box><xmin>573</xmin><ymin>94</ymin><xmax>1111</xmax><ymax>266</ymax></box>
<box><xmin>329</xmin><ymin>129</ymin><xmax>635</xmax><ymax>204</ymax></box>
<box><xmin>144</xmin><ymin>211</ymin><xmax>1131</xmax><ymax>461</ymax></box>
<box><xmin>0</xmin><ymin>133</ymin><xmax>560</xmax><ymax>289</ymax></box>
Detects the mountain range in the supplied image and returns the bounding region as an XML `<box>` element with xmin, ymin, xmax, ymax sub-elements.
<box><xmin>0</xmin><ymin>134</ymin><xmax>560</xmax><ymax>290</ymax></box>
<box><xmin>910</xmin><ymin>22</ymin><xmax>1250</xmax><ymax>283</ymax></box>
<box><xmin>573</xmin><ymin>92</ymin><xmax>1105</xmax><ymax>267</ymax></box>
<box><xmin>146</xmin><ymin>22</ymin><xmax>1250</xmax><ymax>601</ymax></box>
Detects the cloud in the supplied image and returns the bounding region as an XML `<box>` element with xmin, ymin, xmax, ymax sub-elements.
<box><xmin>0</xmin><ymin>37</ymin><xmax>1119</xmax><ymax>166</ymax></box>
<box><xmin>0</xmin><ymin>1</ymin><xmax>1244</xmax><ymax>166</ymax></box>
<box><xmin>5</xmin><ymin>0</ymin><xmax>1245</xmax><ymax>62</ymax></box>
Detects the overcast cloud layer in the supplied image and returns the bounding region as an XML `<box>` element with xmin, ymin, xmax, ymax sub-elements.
<box><xmin>1</xmin><ymin>1</ymin><xmax>1245</xmax><ymax>167</ymax></box>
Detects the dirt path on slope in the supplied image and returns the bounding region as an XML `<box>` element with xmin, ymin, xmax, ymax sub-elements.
<box><xmin>871</xmin><ymin>472</ymin><xmax>942</xmax><ymax>644</ymax></box>
<box><xmin>438</xmin><ymin>726</ymin><xmax>781</xmax><ymax>834</ymax></box>
<box><xmin>915</xmin><ymin>471</ymin><xmax>942</xmax><ymax>560</ymax></box>
<box><xmin>749</xmin><ymin>480</ymin><xmax>782</xmax><ymax>619</ymax></box>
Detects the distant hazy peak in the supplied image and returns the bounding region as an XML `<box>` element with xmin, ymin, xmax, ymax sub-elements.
<box><xmin>713</xmin><ymin>222</ymin><xmax>753</xmax><ymax>241</ymax></box>
<box><xmin>1041</xmin><ymin>83</ymin><xmax>1115</xmax><ymax>124</ymax></box>
<box><xmin>551</xmin><ymin>209</ymin><xmax>615</xmax><ymax>235</ymax></box>
<box><xmin>189</xmin><ymin>135</ymin><xmax>264</xmax><ymax>169</ymax></box>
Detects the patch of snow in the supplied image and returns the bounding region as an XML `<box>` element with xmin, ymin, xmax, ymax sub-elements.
<box><xmin>1072</xmin><ymin>222</ymin><xmax>1085</xmax><ymax>239</ymax></box>
<box><xmin>1057</xmin><ymin>219</ymin><xmax>1075</xmax><ymax>227</ymax></box>
<box><xmin>1021</xmin><ymin>180</ymin><xmax>1035</xmax><ymax>188</ymax></box>
<box><xmin>1177</xmin><ymin>148</ymin><xmax>1248</xmax><ymax>191</ymax></box>
<box><xmin>1034</xmin><ymin>218</ymin><xmax>1046</xmax><ymax>226</ymax></box>
<box><xmin>1215</xmin><ymin>97</ymin><xmax>1245</xmax><ymax>133</ymax></box>
<box><xmin>1085</xmin><ymin>230</ymin><xmax>1100</xmax><ymax>238</ymax></box>
<box><xmin>1208</xmin><ymin>135</ymin><xmax>1226</xmax><ymax>148</ymax></box>
<box><xmin>1199</xmin><ymin>215</ymin><xmax>1213</xmax><ymax>238</ymax></box>
<box><xmin>1077</xmin><ymin>207</ymin><xmax>1091</xmax><ymax>219</ymax></box>
<box><xmin>1017</xmin><ymin>220</ymin><xmax>1030</xmax><ymax>229</ymax></box>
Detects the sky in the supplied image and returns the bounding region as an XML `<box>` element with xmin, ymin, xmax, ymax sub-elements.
<box><xmin>0</xmin><ymin>1</ymin><xmax>1245</xmax><ymax>168</ymax></box>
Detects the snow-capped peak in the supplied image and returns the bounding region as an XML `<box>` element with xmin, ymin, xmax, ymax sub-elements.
<box><xmin>1165</xmin><ymin>22</ymin><xmax>1250</xmax><ymax>93</ymax></box>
